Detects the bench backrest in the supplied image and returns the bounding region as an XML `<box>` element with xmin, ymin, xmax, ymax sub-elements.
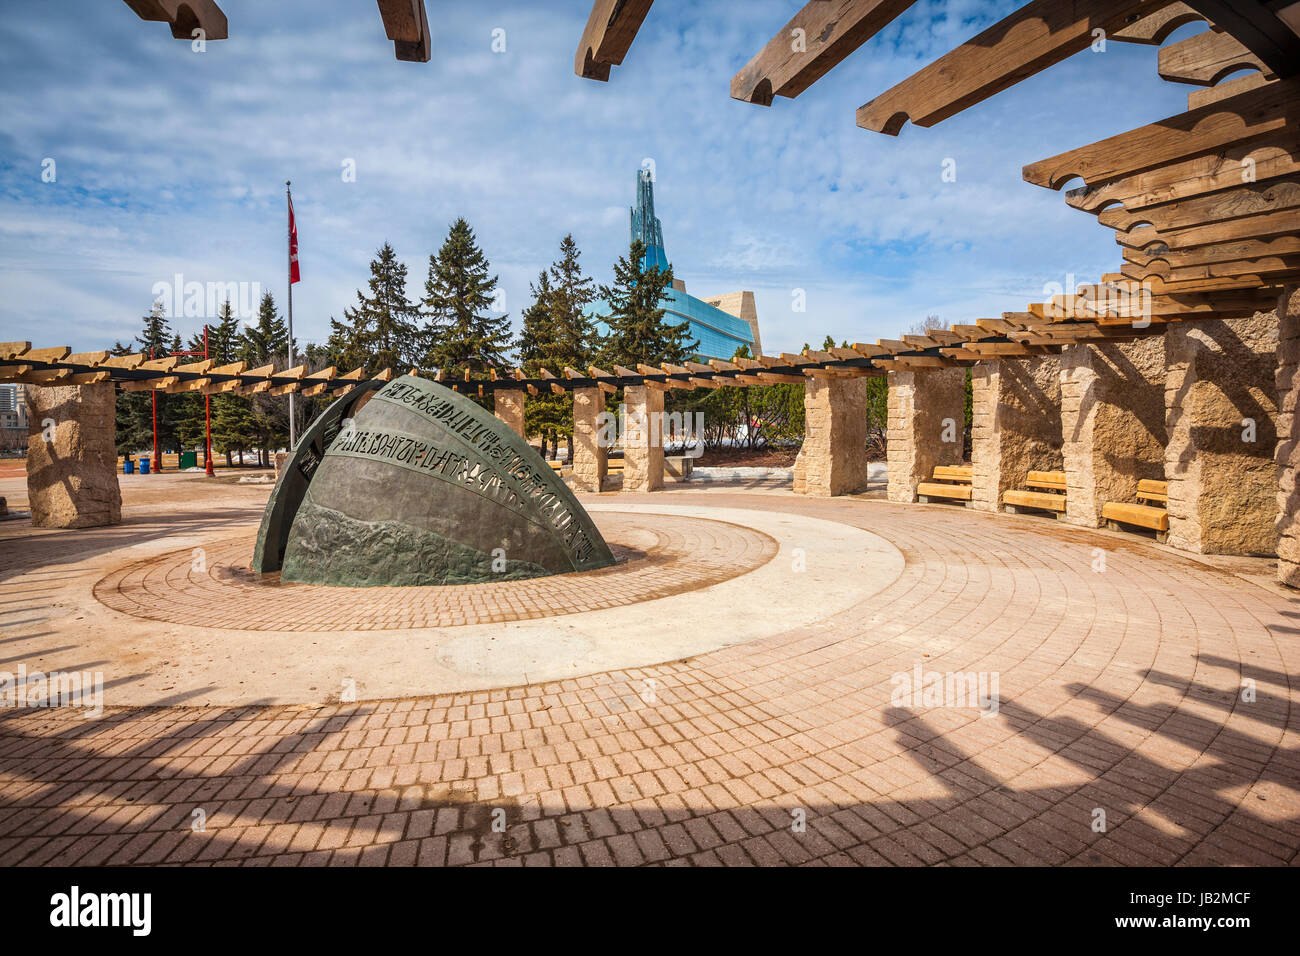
<box><xmin>1026</xmin><ymin>470</ymin><xmax>1066</xmax><ymax>492</ymax></box>
<box><xmin>1136</xmin><ymin>478</ymin><xmax>1168</xmax><ymax>502</ymax></box>
<box><xmin>933</xmin><ymin>465</ymin><xmax>973</xmax><ymax>482</ymax></box>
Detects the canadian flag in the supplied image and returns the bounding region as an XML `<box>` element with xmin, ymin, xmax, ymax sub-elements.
<box><xmin>288</xmin><ymin>193</ymin><xmax>301</xmax><ymax>284</ymax></box>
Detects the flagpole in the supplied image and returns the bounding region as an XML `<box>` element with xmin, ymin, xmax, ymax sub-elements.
<box><xmin>286</xmin><ymin>180</ymin><xmax>296</xmax><ymax>450</ymax></box>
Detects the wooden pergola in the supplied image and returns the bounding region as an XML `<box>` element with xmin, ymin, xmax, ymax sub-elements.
<box><xmin>14</xmin><ymin>1</ymin><xmax>1293</xmax><ymax>399</ymax></box>
<box><xmin>576</xmin><ymin>0</ymin><xmax>1300</xmax><ymax>365</ymax></box>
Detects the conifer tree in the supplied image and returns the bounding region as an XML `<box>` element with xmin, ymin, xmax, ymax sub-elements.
<box><xmin>421</xmin><ymin>218</ymin><xmax>514</xmax><ymax>378</ymax></box>
<box><xmin>599</xmin><ymin>239</ymin><xmax>694</xmax><ymax>369</ymax></box>
<box><xmin>114</xmin><ymin>302</ymin><xmax>178</xmax><ymax>455</ymax></box>
<box><xmin>329</xmin><ymin>242</ymin><xmax>419</xmax><ymax>375</ymax></box>
<box><xmin>239</xmin><ymin>293</ymin><xmax>291</xmax><ymax>467</ymax></box>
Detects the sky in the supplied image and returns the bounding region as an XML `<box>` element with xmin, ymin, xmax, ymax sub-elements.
<box><xmin>0</xmin><ymin>0</ymin><xmax>1205</xmax><ymax>356</ymax></box>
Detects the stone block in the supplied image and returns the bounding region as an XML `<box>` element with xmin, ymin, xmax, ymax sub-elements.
<box><xmin>25</xmin><ymin>382</ymin><xmax>122</xmax><ymax>529</ymax></box>
<box><xmin>1166</xmin><ymin>313</ymin><xmax>1278</xmax><ymax>555</ymax></box>
<box><xmin>886</xmin><ymin>367</ymin><xmax>965</xmax><ymax>503</ymax></box>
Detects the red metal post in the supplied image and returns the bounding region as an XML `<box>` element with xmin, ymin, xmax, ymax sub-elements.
<box><xmin>150</xmin><ymin>347</ymin><xmax>161</xmax><ymax>472</ymax></box>
<box><xmin>204</xmin><ymin>324</ymin><xmax>214</xmax><ymax>476</ymax></box>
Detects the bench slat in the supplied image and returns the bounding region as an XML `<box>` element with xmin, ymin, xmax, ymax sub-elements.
<box><xmin>918</xmin><ymin>482</ymin><xmax>973</xmax><ymax>501</ymax></box>
<box><xmin>1102</xmin><ymin>501</ymin><xmax>1169</xmax><ymax>532</ymax></box>
<box><xmin>1003</xmin><ymin>489</ymin><xmax>1067</xmax><ymax>513</ymax></box>
<box><xmin>932</xmin><ymin>465</ymin><xmax>973</xmax><ymax>482</ymax></box>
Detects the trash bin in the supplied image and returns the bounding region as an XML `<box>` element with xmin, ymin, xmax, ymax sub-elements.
<box><xmin>139</xmin><ymin>458</ymin><xmax>151</xmax><ymax>475</ymax></box>
<box><xmin>179</xmin><ymin>450</ymin><xmax>197</xmax><ymax>470</ymax></box>
<box><xmin>123</xmin><ymin>458</ymin><xmax>134</xmax><ymax>475</ymax></box>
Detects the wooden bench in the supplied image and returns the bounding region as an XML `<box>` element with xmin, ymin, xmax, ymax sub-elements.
<box><xmin>1102</xmin><ymin>479</ymin><xmax>1169</xmax><ymax>540</ymax></box>
<box><xmin>1002</xmin><ymin>470</ymin><xmax>1067</xmax><ymax>514</ymax></box>
<box><xmin>917</xmin><ymin>465</ymin><xmax>973</xmax><ymax>503</ymax></box>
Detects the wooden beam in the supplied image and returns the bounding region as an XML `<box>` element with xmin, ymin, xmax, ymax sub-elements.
<box><xmin>1111</xmin><ymin>2</ymin><xmax>1205</xmax><ymax>43</ymax></box>
<box><xmin>374</xmin><ymin>0</ymin><xmax>430</xmax><ymax>62</ymax></box>
<box><xmin>1187</xmin><ymin>71</ymin><xmax>1274</xmax><ymax>109</ymax></box>
<box><xmin>732</xmin><ymin>0</ymin><xmax>918</xmax><ymax>105</ymax></box>
<box><xmin>1116</xmin><ymin>207</ymin><xmax>1300</xmax><ymax>248</ymax></box>
<box><xmin>857</xmin><ymin>0</ymin><xmax>1161</xmax><ymax>135</ymax></box>
<box><xmin>123</xmin><ymin>0</ymin><xmax>228</xmax><ymax>41</ymax></box>
<box><xmin>1158</xmin><ymin>27</ymin><xmax>1270</xmax><ymax>85</ymax></box>
<box><xmin>1024</xmin><ymin>76</ymin><xmax>1299</xmax><ymax>189</ymax></box>
<box><xmin>1177</xmin><ymin>0</ymin><xmax>1300</xmax><ymax>77</ymax></box>
<box><xmin>575</xmin><ymin>0</ymin><xmax>655</xmax><ymax>81</ymax></box>
<box><xmin>1097</xmin><ymin>179</ymin><xmax>1300</xmax><ymax>231</ymax></box>
<box><xmin>1124</xmin><ymin>234</ymin><xmax>1300</xmax><ymax>266</ymax></box>
<box><xmin>1065</xmin><ymin>131</ymin><xmax>1299</xmax><ymax>211</ymax></box>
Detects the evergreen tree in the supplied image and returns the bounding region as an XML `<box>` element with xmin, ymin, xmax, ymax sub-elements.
<box><xmin>205</xmin><ymin>298</ymin><xmax>257</xmax><ymax>467</ymax></box>
<box><xmin>329</xmin><ymin>242</ymin><xmax>419</xmax><ymax>375</ymax></box>
<box><xmin>518</xmin><ymin>270</ymin><xmax>567</xmax><ymax>456</ymax></box>
<box><xmin>114</xmin><ymin>302</ymin><xmax>178</xmax><ymax>457</ymax></box>
<box><xmin>599</xmin><ymin>239</ymin><xmax>694</xmax><ymax>369</ymax></box>
<box><xmin>421</xmin><ymin>218</ymin><xmax>514</xmax><ymax>379</ymax></box>
<box><xmin>547</xmin><ymin>234</ymin><xmax>599</xmax><ymax>369</ymax></box>
<box><xmin>239</xmin><ymin>293</ymin><xmax>291</xmax><ymax>467</ymax></box>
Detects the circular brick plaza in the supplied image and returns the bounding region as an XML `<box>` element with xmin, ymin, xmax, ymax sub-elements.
<box><xmin>0</xmin><ymin>476</ymin><xmax>1296</xmax><ymax>866</ymax></box>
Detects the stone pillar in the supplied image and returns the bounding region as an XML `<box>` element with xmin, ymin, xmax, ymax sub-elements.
<box><xmin>1059</xmin><ymin>338</ymin><xmax>1166</xmax><ymax>528</ymax></box>
<box><xmin>25</xmin><ymin>382</ymin><xmax>122</xmax><ymax>529</ymax></box>
<box><xmin>1274</xmin><ymin>286</ymin><xmax>1300</xmax><ymax>585</ymax></box>
<box><xmin>571</xmin><ymin>387</ymin><xmax>607</xmax><ymax>494</ymax></box>
<box><xmin>970</xmin><ymin>356</ymin><xmax>1063</xmax><ymax>511</ymax></box>
<box><xmin>1165</xmin><ymin>314</ymin><xmax>1278</xmax><ymax>555</ymax></box>
<box><xmin>493</xmin><ymin>389</ymin><xmax>526</xmax><ymax>439</ymax></box>
<box><xmin>798</xmin><ymin>373</ymin><xmax>869</xmax><ymax>496</ymax></box>
<box><xmin>622</xmin><ymin>385</ymin><xmax>664</xmax><ymax>493</ymax></box>
<box><xmin>886</xmin><ymin>367</ymin><xmax>965</xmax><ymax>503</ymax></box>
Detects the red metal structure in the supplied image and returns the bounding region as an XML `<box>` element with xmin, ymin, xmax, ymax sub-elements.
<box><xmin>149</xmin><ymin>327</ymin><xmax>214</xmax><ymax>476</ymax></box>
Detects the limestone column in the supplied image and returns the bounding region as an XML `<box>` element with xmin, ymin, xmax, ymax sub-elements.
<box><xmin>970</xmin><ymin>356</ymin><xmax>1063</xmax><ymax>511</ymax></box>
<box><xmin>571</xmin><ymin>386</ymin><xmax>607</xmax><ymax>494</ymax></box>
<box><xmin>493</xmin><ymin>389</ymin><xmax>526</xmax><ymax>439</ymax></box>
<box><xmin>622</xmin><ymin>385</ymin><xmax>664</xmax><ymax>493</ymax></box>
<box><xmin>25</xmin><ymin>382</ymin><xmax>122</xmax><ymax>528</ymax></box>
<box><xmin>799</xmin><ymin>373</ymin><xmax>870</xmax><ymax>496</ymax></box>
<box><xmin>886</xmin><ymin>367</ymin><xmax>965</xmax><ymax>503</ymax></box>
<box><xmin>1059</xmin><ymin>338</ymin><xmax>1165</xmax><ymax>528</ymax></box>
<box><xmin>1274</xmin><ymin>286</ymin><xmax>1300</xmax><ymax>585</ymax></box>
<box><xmin>1165</xmin><ymin>314</ymin><xmax>1278</xmax><ymax>555</ymax></box>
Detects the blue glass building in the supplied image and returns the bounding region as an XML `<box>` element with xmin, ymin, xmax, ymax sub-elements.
<box><xmin>589</xmin><ymin>170</ymin><xmax>761</xmax><ymax>362</ymax></box>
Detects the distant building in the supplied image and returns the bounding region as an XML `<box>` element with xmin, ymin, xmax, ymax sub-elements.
<box><xmin>589</xmin><ymin>170</ymin><xmax>762</xmax><ymax>361</ymax></box>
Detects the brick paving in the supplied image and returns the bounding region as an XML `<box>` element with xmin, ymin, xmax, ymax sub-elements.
<box><xmin>1</xmin><ymin>489</ymin><xmax>1298</xmax><ymax>866</ymax></box>
<box><xmin>92</xmin><ymin>512</ymin><xmax>776</xmax><ymax>630</ymax></box>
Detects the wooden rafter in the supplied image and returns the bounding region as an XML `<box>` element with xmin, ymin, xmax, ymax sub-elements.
<box><xmin>1096</xmin><ymin>179</ymin><xmax>1300</xmax><ymax>231</ymax></box>
<box><xmin>1065</xmin><ymin>131</ymin><xmax>1300</xmax><ymax>211</ymax></box>
<box><xmin>1111</xmin><ymin>2</ymin><xmax>1206</xmax><ymax>43</ymax></box>
<box><xmin>1023</xmin><ymin>76</ymin><xmax>1299</xmax><ymax>189</ymax></box>
<box><xmin>576</xmin><ymin>0</ymin><xmax>655</xmax><ymax>81</ymax></box>
<box><xmin>123</xmin><ymin>0</ymin><xmax>228</xmax><ymax>40</ymax></box>
<box><xmin>731</xmin><ymin>0</ymin><xmax>918</xmax><ymax>105</ymax></box>
<box><xmin>1157</xmin><ymin>27</ymin><xmax>1271</xmax><ymax>85</ymax></box>
<box><xmin>375</xmin><ymin>0</ymin><xmax>431</xmax><ymax>63</ymax></box>
<box><xmin>856</xmin><ymin>0</ymin><xmax>1164</xmax><ymax>135</ymax></box>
